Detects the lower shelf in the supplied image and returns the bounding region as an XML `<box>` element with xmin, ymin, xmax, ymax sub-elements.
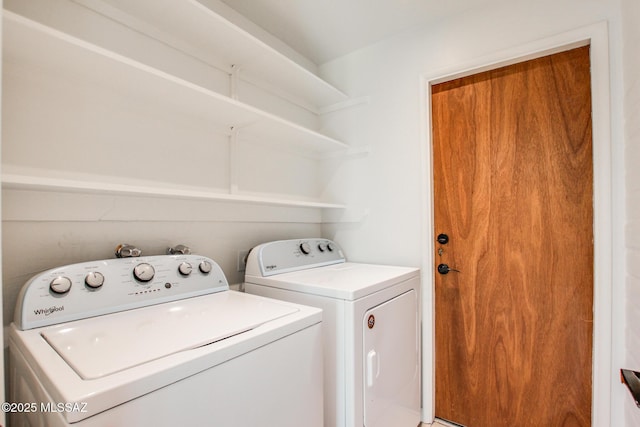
<box><xmin>1</xmin><ymin>173</ymin><xmax>345</xmax><ymax>210</ymax></box>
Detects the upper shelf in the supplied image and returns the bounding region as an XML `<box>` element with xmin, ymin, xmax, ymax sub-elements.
<box><xmin>3</xmin><ymin>11</ymin><xmax>349</xmax><ymax>154</ymax></box>
<box><xmin>72</xmin><ymin>0</ymin><xmax>349</xmax><ymax>110</ymax></box>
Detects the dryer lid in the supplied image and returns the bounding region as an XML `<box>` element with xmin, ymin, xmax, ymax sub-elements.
<box><xmin>40</xmin><ymin>291</ymin><xmax>298</xmax><ymax>379</ymax></box>
<box><xmin>247</xmin><ymin>262</ymin><xmax>419</xmax><ymax>300</ymax></box>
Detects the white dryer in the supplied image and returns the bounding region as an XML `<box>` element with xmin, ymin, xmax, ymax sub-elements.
<box><xmin>244</xmin><ymin>238</ymin><xmax>421</xmax><ymax>427</ymax></box>
<box><xmin>9</xmin><ymin>254</ymin><xmax>323</xmax><ymax>427</ymax></box>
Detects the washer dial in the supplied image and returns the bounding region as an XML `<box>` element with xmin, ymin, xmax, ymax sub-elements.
<box><xmin>178</xmin><ymin>262</ymin><xmax>193</xmax><ymax>276</ymax></box>
<box><xmin>133</xmin><ymin>263</ymin><xmax>155</xmax><ymax>282</ymax></box>
<box><xmin>85</xmin><ymin>272</ymin><xmax>105</xmax><ymax>289</ymax></box>
<box><xmin>50</xmin><ymin>276</ymin><xmax>72</xmax><ymax>294</ymax></box>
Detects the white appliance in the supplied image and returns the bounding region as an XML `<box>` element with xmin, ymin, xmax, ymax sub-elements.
<box><xmin>9</xmin><ymin>254</ymin><xmax>323</xmax><ymax>427</ymax></box>
<box><xmin>244</xmin><ymin>238</ymin><xmax>420</xmax><ymax>427</ymax></box>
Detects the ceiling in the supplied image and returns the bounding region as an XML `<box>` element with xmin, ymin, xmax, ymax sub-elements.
<box><xmin>220</xmin><ymin>0</ymin><xmax>495</xmax><ymax>65</ymax></box>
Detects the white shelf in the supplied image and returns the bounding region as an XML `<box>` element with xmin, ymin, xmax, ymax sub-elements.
<box><xmin>2</xmin><ymin>10</ymin><xmax>352</xmax><ymax>214</ymax></box>
<box><xmin>3</xmin><ymin>11</ymin><xmax>348</xmax><ymax>154</ymax></box>
<box><xmin>73</xmin><ymin>0</ymin><xmax>349</xmax><ymax>110</ymax></box>
<box><xmin>2</xmin><ymin>173</ymin><xmax>346</xmax><ymax>210</ymax></box>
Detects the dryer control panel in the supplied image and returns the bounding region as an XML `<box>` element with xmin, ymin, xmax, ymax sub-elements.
<box><xmin>14</xmin><ymin>255</ymin><xmax>228</xmax><ymax>330</ymax></box>
<box><xmin>246</xmin><ymin>238</ymin><xmax>346</xmax><ymax>277</ymax></box>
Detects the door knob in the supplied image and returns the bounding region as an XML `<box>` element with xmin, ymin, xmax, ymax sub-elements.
<box><xmin>437</xmin><ymin>264</ymin><xmax>460</xmax><ymax>275</ymax></box>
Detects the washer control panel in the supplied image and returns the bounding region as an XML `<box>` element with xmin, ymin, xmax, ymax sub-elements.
<box><xmin>246</xmin><ymin>238</ymin><xmax>346</xmax><ymax>277</ymax></box>
<box><xmin>14</xmin><ymin>255</ymin><xmax>228</xmax><ymax>330</ymax></box>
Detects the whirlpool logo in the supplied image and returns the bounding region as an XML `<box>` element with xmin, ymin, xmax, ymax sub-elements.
<box><xmin>33</xmin><ymin>305</ymin><xmax>64</xmax><ymax>317</ymax></box>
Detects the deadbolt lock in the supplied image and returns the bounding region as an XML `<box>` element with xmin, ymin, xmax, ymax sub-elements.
<box><xmin>437</xmin><ymin>234</ymin><xmax>449</xmax><ymax>244</ymax></box>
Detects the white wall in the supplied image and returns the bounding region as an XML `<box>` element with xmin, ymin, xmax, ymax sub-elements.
<box><xmin>320</xmin><ymin>0</ymin><xmax>627</xmax><ymax>424</ymax></box>
<box><xmin>621</xmin><ymin>0</ymin><xmax>640</xmax><ymax>423</ymax></box>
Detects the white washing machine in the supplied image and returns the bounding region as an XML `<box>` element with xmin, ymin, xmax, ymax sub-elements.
<box><xmin>9</xmin><ymin>254</ymin><xmax>323</xmax><ymax>427</ymax></box>
<box><xmin>244</xmin><ymin>238</ymin><xmax>421</xmax><ymax>427</ymax></box>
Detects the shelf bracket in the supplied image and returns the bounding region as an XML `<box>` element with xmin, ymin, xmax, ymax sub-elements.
<box><xmin>229</xmin><ymin>127</ymin><xmax>239</xmax><ymax>195</ymax></box>
<box><xmin>230</xmin><ymin>64</ymin><xmax>241</xmax><ymax>100</ymax></box>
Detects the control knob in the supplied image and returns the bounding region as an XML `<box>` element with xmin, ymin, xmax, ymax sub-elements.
<box><xmin>178</xmin><ymin>262</ymin><xmax>193</xmax><ymax>276</ymax></box>
<box><xmin>133</xmin><ymin>263</ymin><xmax>155</xmax><ymax>282</ymax></box>
<box><xmin>85</xmin><ymin>271</ymin><xmax>105</xmax><ymax>289</ymax></box>
<box><xmin>318</xmin><ymin>242</ymin><xmax>327</xmax><ymax>252</ymax></box>
<box><xmin>199</xmin><ymin>261</ymin><xmax>212</xmax><ymax>274</ymax></box>
<box><xmin>299</xmin><ymin>242</ymin><xmax>311</xmax><ymax>255</ymax></box>
<box><xmin>327</xmin><ymin>242</ymin><xmax>335</xmax><ymax>252</ymax></box>
<box><xmin>50</xmin><ymin>276</ymin><xmax>72</xmax><ymax>294</ymax></box>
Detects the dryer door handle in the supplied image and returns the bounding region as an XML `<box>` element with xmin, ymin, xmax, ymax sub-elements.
<box><xmin>366</xmin><ymin>349</ymin><xmax>380</xmax><ymax>387</ymax></box>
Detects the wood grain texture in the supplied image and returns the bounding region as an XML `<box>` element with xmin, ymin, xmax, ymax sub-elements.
<box><xmin>432</xmin><ymin>46</ymin><xmax>593</xmax><ymax>427</ymax></box>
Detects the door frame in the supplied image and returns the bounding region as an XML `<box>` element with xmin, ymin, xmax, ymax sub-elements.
<box><xmin>419</xmin><ymin>21</ymin><xmax>612</xmax><ymax>426</ymax></box>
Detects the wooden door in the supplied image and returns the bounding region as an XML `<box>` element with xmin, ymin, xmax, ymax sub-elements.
<box><xmin>432</xmin><ymin>46</ymin><xmax>593</xmax><ymax>427</ymax></box>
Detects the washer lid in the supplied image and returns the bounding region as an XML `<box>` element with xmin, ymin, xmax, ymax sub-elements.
<box><xmin>246</xmin><ymin>262</ymin><xmax>419</xmax><ymax>300</ymax></box>
<box><xmin>40</xmin><ymin>291</ymin><xmax>298</xmax><ymax>379</ymax></box>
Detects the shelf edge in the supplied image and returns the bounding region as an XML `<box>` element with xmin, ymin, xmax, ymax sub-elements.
<box><xmin>1</xmin><ymin>174</ymin><xmax>346</xmax><ymax>210</ymax></box>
